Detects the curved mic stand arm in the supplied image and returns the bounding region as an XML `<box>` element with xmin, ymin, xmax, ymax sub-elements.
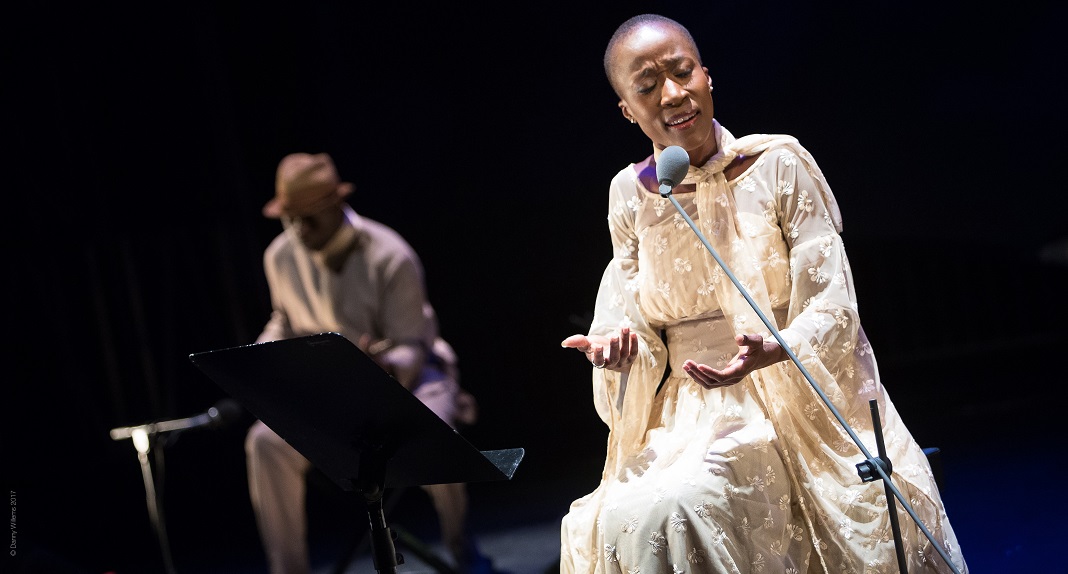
<box><xmin>660</xmin><ymin>186</ymin><xmax>960</xmax><ymax>574</ymax></box>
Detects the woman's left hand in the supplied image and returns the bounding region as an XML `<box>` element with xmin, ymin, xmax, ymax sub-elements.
<box><xmin>682</xmin><ymin>333</ymin><xmax>787</xmax><ymax>389</ymax></box>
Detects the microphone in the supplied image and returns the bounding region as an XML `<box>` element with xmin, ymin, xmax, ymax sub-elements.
<box><xmin>656</xmin><ymin>145</ymin><xmax>691</xmax><ymax>196</ymax></box>
<box><xmin>110</xmin><ymin>398</ymin><xmax>243</xmax><ymax>441</ymax></box>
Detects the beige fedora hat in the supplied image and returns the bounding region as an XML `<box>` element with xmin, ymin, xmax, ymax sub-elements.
<box><xmin>262</xmin><ymin>152</ymin><xmax>354</xmax><ymax>219</ymax></box>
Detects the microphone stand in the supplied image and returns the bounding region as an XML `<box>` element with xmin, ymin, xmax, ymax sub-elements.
<box><xmin>110</xmin><ymin>425</ymin><xmax>177</xmax><ymax>574</ymax></box>
<box><xmin>659</xmin><ymin>182</ymin><xmax>960</xmax><ymax>574</ymax></box>
<box><xmin>110</xmin><ymin>402</ymin><xmax>237</xmax><ymax>574</ymax></box>
<box><xmin>109</xmin><ymin>408</ymin><xmax>226</xmax><ymax>440</ymax></box>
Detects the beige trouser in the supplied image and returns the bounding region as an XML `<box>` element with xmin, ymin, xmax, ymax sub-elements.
<box><xmin>244</xmin><ymin>376</ymin><xmax>475</xmax><ymax>574</ymax></box>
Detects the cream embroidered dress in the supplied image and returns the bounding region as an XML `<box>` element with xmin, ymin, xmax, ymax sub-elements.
<box><xmin>560</xmin><ymin>122</ymin><xmax>967</xmax><ymax>573</ymax></box>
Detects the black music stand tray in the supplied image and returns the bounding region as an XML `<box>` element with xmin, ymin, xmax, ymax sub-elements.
<box><xmin>188</xmin><ymin>332</ymin><xmax>525</xmax><ymax>574</ymax></box>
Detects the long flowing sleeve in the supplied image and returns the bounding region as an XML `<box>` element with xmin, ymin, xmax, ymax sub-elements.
<box><xmin>588</xmin><ymin>166</ymin><xmax>668</xmax><ymax>470</ymax></box>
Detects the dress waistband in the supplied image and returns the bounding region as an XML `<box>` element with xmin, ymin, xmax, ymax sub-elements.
<box><xmin>662</xmin><ymin>312</ymin><xmax>740</xmax><ymax>375</ymax></box>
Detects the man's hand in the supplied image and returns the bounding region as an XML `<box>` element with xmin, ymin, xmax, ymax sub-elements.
<box><xmin>357</xmin><ymin>335</ymin><xmax>424</xmax><ymax>390</ymax></box>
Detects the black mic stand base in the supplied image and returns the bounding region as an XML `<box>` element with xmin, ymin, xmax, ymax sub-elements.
<box><xmin>855</xmin><ymin>399</ymin><xmax>908</xmax><ymax>573</ymax></box>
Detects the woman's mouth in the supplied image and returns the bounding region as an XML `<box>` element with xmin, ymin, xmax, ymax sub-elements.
<box><xmin>666</xmin><ymin>111</ymin><xmax>699</xmax><ymax>130</ymax></box>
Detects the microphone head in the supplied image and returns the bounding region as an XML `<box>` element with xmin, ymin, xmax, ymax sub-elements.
<box><xmin>656</xmin><ymin>145</ymin><xmax>691</xmax><ymax>189</ymax></box>
<box><xmin>207</xmin><ymin>398</ymin><xmax>243</xmax><ymax>429</ymax></box>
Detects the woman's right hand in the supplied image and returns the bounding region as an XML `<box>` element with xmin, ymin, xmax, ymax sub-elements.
<box><xmin>561</xmin><ymin>327</ymin><xmax>639</xmax><ymax>373</ymax></box>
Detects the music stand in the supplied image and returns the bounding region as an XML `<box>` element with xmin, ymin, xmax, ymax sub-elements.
<box><xmin>188</xmin><ymin>332</ymin><xmax>525</xmax><ymax>574</ymax></box>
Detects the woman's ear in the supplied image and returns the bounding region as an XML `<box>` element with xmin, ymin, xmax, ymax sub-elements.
<box><xmin>618</xmin><ymin>101</ymin><xmax>635</xmax><ymax>124</ymax></box>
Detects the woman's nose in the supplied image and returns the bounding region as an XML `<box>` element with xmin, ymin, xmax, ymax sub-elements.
<box><xmin>661</xmin><ymin>79</ymin><xmax>685</xmax><ymax>107</ymax></box>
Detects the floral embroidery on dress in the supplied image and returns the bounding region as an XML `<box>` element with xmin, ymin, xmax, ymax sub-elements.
<box><xmin>762</xmin><ymin>200</ymin><xmax>777</xmax><ymax>223</ymax></box>
<box><xmin>807</xmin><ymin>266</ymin><xmax>829</xmax><ymax>284</ymax></box>
<box><xmin>709</xmin><ymin>218</ymin><xmax>724</xmax><ymax>237</ymax></box>
<box><xmin>742</xmin><ymin>220</ymin><xmax>759</xmax><ymax>237</ymax></box>
<box><xmin>709</xmin><ymin>525</ymin><xmax>727</xmax><ymax>545</ymax></box>
<box><xmin>818</xmin><ymin>236</ymin><xmax>834</xmax><ymax>257</ymax></box>
<box><xmin>627</xmin><ymin>194</ymin><xmax>643</xmax><ymax>213</ymax></box>
<box><xmin>688</xmin><ymin>547</ymin><xmax>706</xmax><ymax>563</ymax></box>
<box><xmin>751</xmin><ymin>552</ymin><xmax>767</xmax><ymax>572</ymax></box>
<box><xmin>648</xmin><ymin>531</ymin><xmax>667</xmax><ymax>554</ymax></box>
<box><xmin>797</xmin><ymin>189</ymin><xmax>814</xmax><ymax>213</ymax></box>
<box><xmin>654</xmin><ymin>234</ymin><xmax>669</xmax><ymax>255</ymax></box>
<box><xmin>694</xmin><ymin>502</ymin><xmax>714</xmax><ymax>518</ymax></box>
<box><xmin>669</xmin><ymin>512</ymin><xmax>688</xmax><ymax>532</ymax></box>
<box><xmin>652</xmin><ymin>487</ymin><xmax>668</xmax><ymax>504</ymax></box>
<box><xmin>785</xmin><ymin>221</ymin><xmax>799</xmax><ymax>240</ymax></box>
<box><xmin>653</xmin><ymin>196</ymin><xmax>669</xmax><ymax>217</ymax></box>
<box><xmin>804</xmin><ymin>403</ymin><xmax>822</xmax><ymax>421</ymax></box>
<box><xmin>735</xmin><ymin>516</ymin><xmax>753</xmax><ymax>536</ymax></box>
<box><xmin>823</xmin><ymin>209</ymin><xmax>835</xmax><ymax>227</ymax></box>
<box><xmin>739</xmin><ymin>176</ymin><xmax>757</xmax><ymax>192</ymax></box>
<box><xmin>770</xmin><ymin>539</ymin><xmax>784</xmax><ymax>555</ymax></box>
<box><xmin>766</xmin><ymin>248</ymin><xmax>784</xmax><ymax>267</ymax></box>
<box><xmin>839</xmin><ymin>488</ymin><xmax>862</xmax><ymax>507</ymax></box>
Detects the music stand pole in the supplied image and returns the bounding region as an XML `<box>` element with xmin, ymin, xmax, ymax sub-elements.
<box><xmin>355</xmin><ymin>443</ymin><xmax>401</xmax><ymax>573</ymax></box>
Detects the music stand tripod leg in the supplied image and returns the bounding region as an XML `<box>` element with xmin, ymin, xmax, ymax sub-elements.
<box><xmin>332</xmin><ymin>486</ymin><xmax>404</xmax><ymax>574</ymax></box>
<box><xmin>363</xmin><ymin>489</ymin><xmax>401</xmax><ymax>574</ymax></box>
<box><xmin>334</xmin><ymin>485</ymin><xmax>458</xmax><ymax>574</ymax></box>
<box><xmin>392</xmin><ymin>524</ymin><xmax>459</xmax><ymax>574</ymax></box>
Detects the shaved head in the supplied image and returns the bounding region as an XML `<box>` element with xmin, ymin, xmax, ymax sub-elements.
<box><xmin>604</xmin><ymin>14</ymin><xmax>701</xmax><ymax>97</ymax></box>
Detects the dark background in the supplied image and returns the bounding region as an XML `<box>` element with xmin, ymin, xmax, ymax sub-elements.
<box><xmin>6</xmin><ymin>1</ymin><xmax>1066</xmax><ymax>573</ymax></box>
